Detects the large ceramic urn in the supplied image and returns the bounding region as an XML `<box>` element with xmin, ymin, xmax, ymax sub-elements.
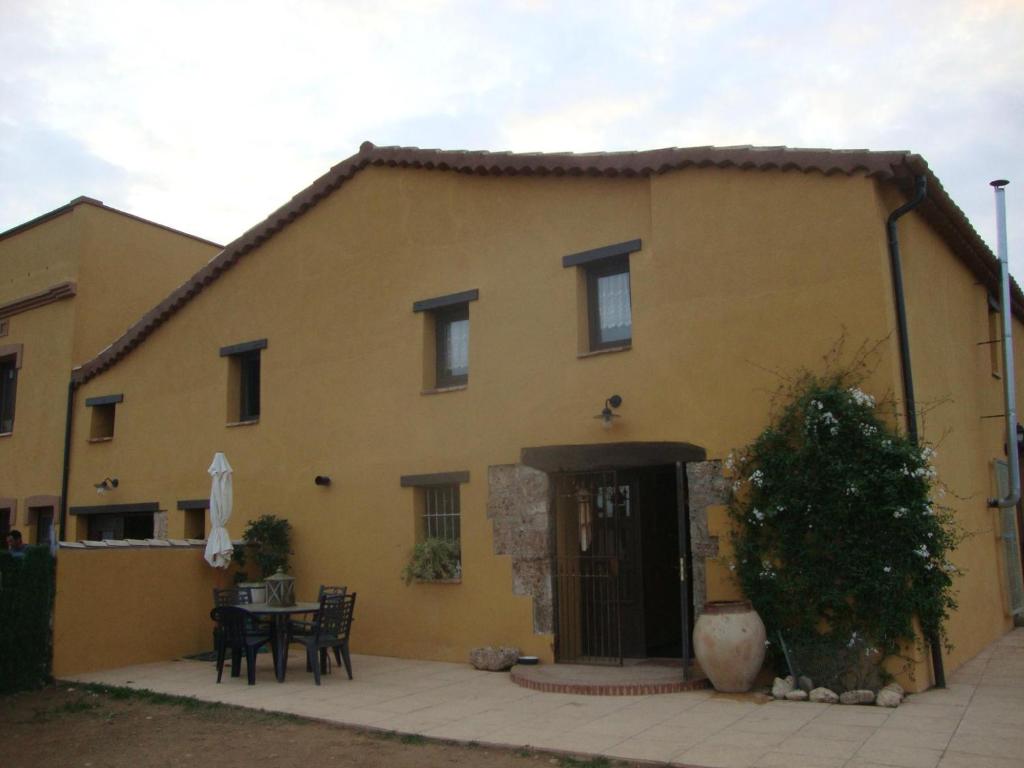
<box><xmin>693</xmin><ymin>600</ymin><xmax>766</xmax><ymax>693</ymax></box>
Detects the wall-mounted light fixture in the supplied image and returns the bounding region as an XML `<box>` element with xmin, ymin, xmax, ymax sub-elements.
<box><xmin>595</xmin><ymin>395</ymin><xmax>623</xmax><ymax>429</ymax></box>
<box><xmin>314</xmin><ymin>475</ymin><xmax>332</xmax><ymax>487</ymax></box>
<box><xmin>94</xmin><ymin>477</ymin><xmax>119</xmax><ymax>494</ymax></box>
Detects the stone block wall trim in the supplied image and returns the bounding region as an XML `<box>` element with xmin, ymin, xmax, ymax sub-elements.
<box><xmin>487</xmin><ymin>464</ymin><xmax>554</xmax><ymax>635</ymax></box>
<box><xmin>686</xmin><ymin>460</ymin><xmax>730</xmax><ymax>619</ymax></box>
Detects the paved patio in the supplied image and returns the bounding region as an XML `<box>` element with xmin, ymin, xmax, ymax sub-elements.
<box><xmin>66</xmin><ymin>629</ymin><xmax>1024</xmax><ymax>768</ymax></box>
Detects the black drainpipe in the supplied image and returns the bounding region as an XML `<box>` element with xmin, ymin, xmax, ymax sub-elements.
<box><xmin>886</xmin><ymin>174</ymin><xmax>946</xmax><ymax>688</ymax></box>
<box><xmin>58</xmin><ymin>378</ymin><xmax>77</xmax><ymax>542</ymax></box>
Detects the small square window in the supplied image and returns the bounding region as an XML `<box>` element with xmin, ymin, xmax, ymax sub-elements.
<box><xmin>587</xmin><ymin>256</ymin><xmax>632</xmax><ymax>350</ymax></box>
<box><xmin>0</xmin><ymin>356</ymin><xmax>17</xmax><ymax>434</ymax></box>
<box><xmin>90</xmin><ymin>404</ymin><xmax>116</xmax><ymax>439</ymax></box>
<box><xmin>435</xmin><ymin>305</ymin><xmax>469</xmax><ymax>388</ymax></box>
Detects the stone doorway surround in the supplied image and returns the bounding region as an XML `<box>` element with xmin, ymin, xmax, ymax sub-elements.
<box><xmin>486</xmin><ymin>442</ymin><xmax>730</xmax><ymax>638</ymax></box>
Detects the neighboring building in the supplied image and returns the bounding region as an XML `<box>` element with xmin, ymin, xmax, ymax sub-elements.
<box><xmin>0</xmin><ymin>197</ymin><xmax>221</xmax><ymax>546</ymax></box>
<box><xmin>59</xmin><ymin>143</ymin><xmax>1024</xmax><ymax>687</ymax></box>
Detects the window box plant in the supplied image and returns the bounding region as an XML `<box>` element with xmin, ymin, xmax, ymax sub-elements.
<box><xmin>402</xmin><ymin>537</ymin><xmax>461</xmax><ymax>584</ymax></box>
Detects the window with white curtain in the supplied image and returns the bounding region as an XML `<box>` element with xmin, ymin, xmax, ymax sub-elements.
<box><xmin>587</xmin><ymin>256</ymin><xmax>632</xmax><ymax>350</ymax></box>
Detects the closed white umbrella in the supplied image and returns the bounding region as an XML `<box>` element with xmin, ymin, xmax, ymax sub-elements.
<box><xmin>204</xmin><ymin>452</ymin><xmax>234</xmax><ymax>568</ymax></box>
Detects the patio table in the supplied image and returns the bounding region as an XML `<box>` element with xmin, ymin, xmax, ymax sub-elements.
<box><xmin>239</xmin><ymin>602</ymin><xmax>320</xmax><ymax>682</ymax></box>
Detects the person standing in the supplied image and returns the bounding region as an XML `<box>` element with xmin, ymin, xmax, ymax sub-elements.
<box><xmin>6</xmin><ymin>529</ymin><xmax>28</xmax><ymax>558</ymax></box>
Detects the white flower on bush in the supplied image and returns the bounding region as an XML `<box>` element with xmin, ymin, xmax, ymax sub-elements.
<box><xmin>750</xmin><ymin>470</ymin><xmax>765</xmax><ymax>487</ymax></box>
<box><xmin>893</xmin><ymin>507</ymin><xmax>907</xmax><ymax>519</ymax></box>
<box><xmin>845</xmin><ymin>484</ymin><xmax>858</xmax><ymax>496</ymax></box>
<box><xmin>923</xmin><ymin>505</ymin><xmax>936</xmax><ymax>517</ymax></box>
<box><xmin>848</xmin><ymin>387</ymin><xmax>876</xmax><ymax>408</ymax></box>
<box><xmin>751</xmin><ymin>508</ymin><xmax>765</xmax><ymax>523</ymax></box>
<box><xmin>915</xmin><ymin>544</ymin><xmax>930</xmax><ymax>558</ymax></box>
<box><xmin>847</xmin><ymin>631</ymin><xmax>860</xmax><ymax>648</ymax></box>
<box><xmin>883</xmin><ymin>565</ymin><xmax>892</xmax><ymax>573</ymax></box>
<box><xmin>860</xmin><ymin>423</ymin><xmax>878</xmax><ymax>437</ymax></box>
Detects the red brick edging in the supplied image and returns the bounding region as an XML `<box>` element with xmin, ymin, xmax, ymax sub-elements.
<box><xmin>510</xmin><ymin>669</ymin><xmax>712</xmax><ymax>696</ymax></box>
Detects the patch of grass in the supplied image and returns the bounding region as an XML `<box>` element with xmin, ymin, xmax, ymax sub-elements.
<box><xmin>69</xmin><ymin>683</ymin><xmax>301</xmax><ymax>723</ymax></box>
<box><xmin>557</xmin><ymin>757</ymin><xmax>615</xmax><ymax>768</ymax></box>
<box><xmin>31</xmin><ymin>696</ymin><xmax>99</xmax><ymax>722</ymax></box>
<box><xmin>399</xmin><ymin>733</ymin><xmax>426</xmax><ymax>745</ymax></box>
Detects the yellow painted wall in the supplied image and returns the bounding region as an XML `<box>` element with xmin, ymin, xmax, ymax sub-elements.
<box><xmin>68</xmin><ymin>165</ymin><xmax>917</xmax><ymax>670</ymax></box>
<box><xmin>0</xmin><ymin>201</ymin><xmax>218</xmax><ymax>545</ymax></box>
<box><xmin>52</xmin><ymin>546</ymin><xmax>231</xmax><ymax>677</ymax></box>
<box><xmin>883</xmin><ymin>186</ymin><xmax>1021</xmax><ymax>686</ymax></box>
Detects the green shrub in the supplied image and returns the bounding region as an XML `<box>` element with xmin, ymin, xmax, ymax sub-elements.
<box><xmin>402</xmin><ymin>538</ymin><xmax>460</xmax><ymax>584</ymax></box>
<box><xmin>729</xmin><ymin>366</ymin><xmax>960</xmax><ymax>682</ymax></box>
<box><xmin>0</xmin><ymin>546</ymin><xmax>56</xmax><ymax>693</ymax></box>
<box><xmin>231</xmin><ymin>515</ymin><xmax>292</xmax><ymax>582</ymax></box>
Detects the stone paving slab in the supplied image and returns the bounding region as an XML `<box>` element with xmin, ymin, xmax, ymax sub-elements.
<box><xmin>64</xmin><ymin>629</ymin><xmax>1024</xmax><ymax>768</ymax></box>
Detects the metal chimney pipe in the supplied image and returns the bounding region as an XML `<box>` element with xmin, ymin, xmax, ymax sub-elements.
<box><xmin>988</xmin><ymin>179</ymin><xmax>1020</xmax><ymax>510</ymax></box>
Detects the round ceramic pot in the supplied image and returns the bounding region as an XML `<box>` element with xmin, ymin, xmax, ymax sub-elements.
<box><xmin>693</xmin><ymin>600</ymin><xmax>766</xmax><ymax>693</ymax></box>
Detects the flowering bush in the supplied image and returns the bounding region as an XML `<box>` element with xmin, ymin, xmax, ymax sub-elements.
<box><xmin>729</xmin><ymin>370</ymin><xmax>960</xmax><ymax>676</ymax></box>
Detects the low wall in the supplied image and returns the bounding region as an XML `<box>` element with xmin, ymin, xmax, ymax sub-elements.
<box><xmin>52</xmin><ymin>542</ymin><xmax>233</xmax><ymax>678</ymax></box>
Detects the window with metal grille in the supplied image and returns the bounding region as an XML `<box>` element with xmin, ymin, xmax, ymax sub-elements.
<box><xmin>422</xmin><ymin>484</ymin><xmax>461</xmax><ymax>546</ymax></box>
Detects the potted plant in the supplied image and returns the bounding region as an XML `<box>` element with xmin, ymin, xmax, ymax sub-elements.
<box><xmin>402</xmin><ymin>537</ymin><xmax>460</xmax><ymax>584</ymax></box>
<box><xmin>232</xmin><ymin>515</ymin><xmax>292</xmax><ymax>602</ymax></box>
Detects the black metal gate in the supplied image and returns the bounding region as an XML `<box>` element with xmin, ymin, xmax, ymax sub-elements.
<box><xmin>554</xmin><ymin>470</ymin><xmax>634</xmax><ymax>665</ymax></box>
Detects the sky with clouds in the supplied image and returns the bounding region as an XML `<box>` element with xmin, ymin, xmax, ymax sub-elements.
<box><xmin>1</xmin><ymin>0</ymin><xmax>1022</xmax><ymax>275</ymax></box>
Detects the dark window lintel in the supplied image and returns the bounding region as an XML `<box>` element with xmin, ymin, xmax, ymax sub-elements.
<box><xmin>176</xmin><ymin>499</ymin><xmax>210</xmax><ymax>510</ymax></box>
<box><xmin>219</xmin><ymin>338</ymin><xmax>268</xmax><ymax>357</ymax></box>
<box><xmin>85</xmin><ymin>394</ymin><xmax>124</xmax><ymax>407</ymax></box>
<box><xmin>562</xmin><ymin>239</ymin><xmax>642</xmax><ymax>268</ymax></box>
<box><xmin>412</xmin><ymin>289</ymin><xmax>479</xmax><ymax>313</ymax></box>
<box><xmin>69</xmin><ymin>502</ymin><xmax>160</xmax><ymax>516</ymax></box>
<box><xmin>400</xmin><ymin>471</ymin><xmax>470</xmax><ymax>487</ymax></box>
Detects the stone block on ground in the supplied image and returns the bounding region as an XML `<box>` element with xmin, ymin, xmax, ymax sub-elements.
<box><xmin>785</xmin><ymin>689</ymin><xmax>809</xmax><ymax>701</ymax></box>
<box><xmin>882</xmin><ymin>682</ymin><xmax>905</xmax><ymax>699</ymax></box>
<box><xmin>876</xmin><ymin>688</ymin><xmax>902</xmax><ymax>707</ymax></box>
<box><xmin>470</xmin><ymin>646</ymin><xmax>520</xmax><ymax>671</ymax></box>
<box><xmin>839</xmin><ymin>689</ymin><xmax>876</xmax><ymax>705</ymax></box>
<box><xmin>809</xmin><ymin>687</ymin><xmax>839</xmax><ymax>704</ymax></box>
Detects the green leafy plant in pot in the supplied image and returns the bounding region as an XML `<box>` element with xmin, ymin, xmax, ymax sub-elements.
<box><xmin>232</xmin><ymin>515</ymin><xmax>293</xmax><ymax>601</ymax></box>
<box><xmin>402</xmin><ymin>537</ymin><xmax>460</xmax><ymax>584</ymax></box>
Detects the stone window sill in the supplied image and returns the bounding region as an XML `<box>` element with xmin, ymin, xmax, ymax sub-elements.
<box><xmin>421</xmin><ymin>385</ymin><xmax>468</xmax><ymax>396</ymax></box>
<box><xmin>0</xmin><ymin>431</ymin><xmax>11</xmax><ymax>439</ymax></box>
<box><xmin>413</xmin><ymin>578</ymin><xmax>462</xmax><ymax>585</ymax></box>
<box><xmin>577</xmin><ymin>344</ymin><xmax>632</xmax><ymax>359</ymax></box>
<box><xmin>226</xmin><ymin>419</ymin><xmax>260</xmax><ymax>428</ymax></box>
<box><xmin>87</xmin><ymin>437</ymin><xmax>113</xmax><ymax>443</ymax></box>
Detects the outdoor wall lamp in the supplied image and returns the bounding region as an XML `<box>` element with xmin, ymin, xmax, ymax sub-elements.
<box><xmin>314</xmin><ymin>475</ymin><xmax>332</xmax><ymax>486</ymax></box>
<box><xmin>94</xmin><ymin>477</ymin><xmax>119</xmax><ymax>494</ymax></box>
<box><xmin>596</xmin><ymin>395</ymin><xmax>623</xmax><ymax>429</ymax></box>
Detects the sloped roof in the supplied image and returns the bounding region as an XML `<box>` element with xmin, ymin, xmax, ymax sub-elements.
<box><xmin>0</xmin><ymin>195</ymin><xmax>222</xmax><ymax>248</ymax></box>
<box><xmin>71</xmin><ymin>141</ymin><xmax>1018</xmax><ymax>385</ymax></box>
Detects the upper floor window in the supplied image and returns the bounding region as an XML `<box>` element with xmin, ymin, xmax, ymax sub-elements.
<box><xmin>587</xmin><ymin>256</ymin><xmax>632</xmax><ymax>350</ymax></box>
<box><xmin>220</xmin><ymin>339</ymin><xmax>266</xmax><ymax>424</ymax></box>
<box><xmin>413</xmin><ymin>290</ymin><xmax>478</xmax><ymax>391</ymax></box>
<box><xmin>86</xmin><ymin>394</ymin><xmax>123</xmax><ymax>440</ymax></box>
<box><xmin>563</xmin><ymin>239</ymin><xmax>640</xmax><ymax>353</ymax></box>
<box><xmin>0</xmin><ymin>344</ymin><xmax>22</xmax><ymax>434</ymax></box>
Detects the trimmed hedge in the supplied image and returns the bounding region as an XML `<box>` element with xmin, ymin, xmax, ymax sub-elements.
<box><xmin>0</xmin><ymin>546</ymin><xmax>56</xmax><ymax>693</ymax></box>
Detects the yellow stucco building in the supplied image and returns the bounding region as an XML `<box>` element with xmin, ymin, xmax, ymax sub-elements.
<box><xmin>0</xmin><ymin>197</ymin><xmax>220</xmax><ymax>546</ymax></box>
<box><xmin>50</xmin><ymin>144</ymin><xmax>1024</xmax><ymax>688</ymax></box>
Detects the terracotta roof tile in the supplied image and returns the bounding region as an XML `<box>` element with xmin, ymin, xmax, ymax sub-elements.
<box><xmin>71</xmin><ymin>142</ymin><xmax>1015</xmax><ymax>385</ymax></box>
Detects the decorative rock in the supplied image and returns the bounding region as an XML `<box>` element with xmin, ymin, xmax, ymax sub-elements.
<box><xmin>772</xmin><ymin>676</ymin><xmax>795</xmax><ymax>698</ymax></box>
<box><xmin>876</xmin><ymin>688</ymin><xmax>902</xmax><ymax>707</ymax></box>
<box><xmin>839</xmin><ymin>689</ymin><xmax>876</xmax><ymax>705</ymax></box>
<box><xmin>809</xmin><ymin>687</ymin><xmax>840</xmax><ymax>704</ymax></box>
<box><xmin>469</xmin><ymin>646</ymin><xmax>520</xmax><ymax>671</ymax></box>
<box><xmin>784</xmin><ymin>689</ymin><xmax>809</xmax><ymax>701</ymax></box>
<box><xmin>797</xmin><ymin>675</ymin><xmax>814</xmax><ymax>692</ymax></box>
<box><xmin>882</xmin><ymin>682</ymin><xmax>905</xmax><ymax>699</ymax></box>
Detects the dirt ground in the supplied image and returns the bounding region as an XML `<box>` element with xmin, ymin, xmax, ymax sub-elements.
<box><xmin>2</xmin><ymin>684</ymin><xmax>624</xmax><ymax>768</ymax></box>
